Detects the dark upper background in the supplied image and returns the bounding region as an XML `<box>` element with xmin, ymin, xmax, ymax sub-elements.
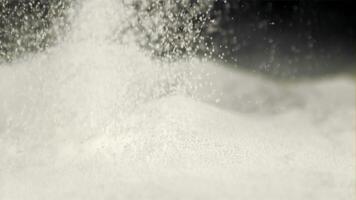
<box><xmin>0</xmin><ymin>0</ymin><xmax>355</xmax><ymax>77</ymax></box>
<box><xmin>207</xmin><ymin>0</ymin><xmax>356</xmax><ymax>77</ymax></box>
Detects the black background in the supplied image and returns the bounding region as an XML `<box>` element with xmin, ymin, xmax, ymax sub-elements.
<box><xmin>208</xmin><ymin>0</ymin><xmax>356</xmax><ymax>76</ymax></box>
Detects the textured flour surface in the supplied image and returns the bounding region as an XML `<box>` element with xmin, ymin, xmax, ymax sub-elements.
<box><xmin>0</xmin><ymin>0</ymin><xmax>355</xmax><ymax>199</ymax></box>
<box><xmin>0</xmin><ymin>70</ymin><xmax>355</xmax><ymax>200</ymax></box>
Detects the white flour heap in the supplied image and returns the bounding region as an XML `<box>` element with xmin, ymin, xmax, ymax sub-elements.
<box><xmin>0</xmin><ymin>0</ymin><xmax>355</xmax><ymax>199</ymax></box>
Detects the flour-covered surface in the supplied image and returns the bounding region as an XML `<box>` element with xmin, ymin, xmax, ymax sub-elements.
<box><xmin>0</xmin><ymin>0</ymin><xmax>355</xmax><ymax>199</ymax></box>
